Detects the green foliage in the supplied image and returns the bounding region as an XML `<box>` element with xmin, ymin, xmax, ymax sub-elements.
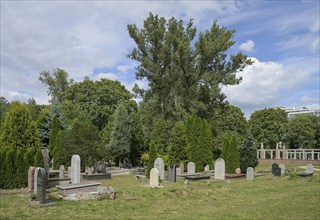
<box><xmin>34</xmin><ymin>147</ymin><xmax>44</xmax><ymax>167</ymax></box>
<box><xmin>49</xmin><ymin>116</ymin><xmax>60</xmax><ymax>154</ymax></box>
<box><xmin>0</xmin><ymin>148</ymin><xmax>5</xmax><ymax>188</ymax></box>
<box><xmin>37</xmin><ymin>108</ymin><xmax>51</xmax><ymax>149</ymax></box>
<box><xmin>185</xmin><ymin>115</ymin><xmax>214</xmax><ymax>172</ymax></box>
<box><xmin>4</xmin><ymin>149</ymin><xmax>16</xmax><ymax>189</ymax></box>
<box><xmin>107</xmin><ymin>103</ymin><xmax>131</xmax><ymax>165</ymax></box>
<box><xmin>0</xmin><ymin>97</ymin><xmax>10</xmax><ymax>130</ymax></box>
<box><xmin>147</xmin><ymin>141</ymin><xmax>157</xmax><ymax>178</ymax></box>
<box><xmin>15</xmin><ymin>149</ymin><xmax>25</xmax><ymax>187</ymax></box>
<box><xmin>221</xmin><ymin>134</ymin><xmax>240</xmax><ymax>173</ymax></box>
<box><xmin>150</xmin><ymin>117</ymin><xmax>169</xmax><ymax>154</ymax></box>
<box><xmin>168</xmin><ymin>121</ymin><xmax>188</xmax><ymax>165</ymax></box>
<box><xmin>0</xmin><ymin>102</ymin><xmax>40</xmax><ymax>150</ymax></box>
<box><xmin>249</xmin><ymin>108</ymin><xmax>288</xmax><ymax>149</ymax></box>
<box><xmin>240</xmin><ymin>131</ymin><xmax>259</xmax><ymax>173</ymax></box>
<box><xmin>287</xmin><ymin>114</ymin><xmax>319</xmax><ymax>149</ymax></box>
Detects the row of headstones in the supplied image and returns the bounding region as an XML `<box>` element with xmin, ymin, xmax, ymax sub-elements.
<box><xmin>271</xmin><ymin>163</ymin><xmax>314</xmax><ymax>176</ymax></box>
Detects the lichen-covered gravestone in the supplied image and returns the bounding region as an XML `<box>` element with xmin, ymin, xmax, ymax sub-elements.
<box><xmin>214</xmin><ymin>158</ymin><xmax>225</xmax><ymax>180</ymax></box>
<box><xmin>28</xmin><ymin>166</ymin><xmax>35</xmax><ymax>192</ymax></box>
<box><xmin>246</xmin><ymin>167</ymin><xmax>254</xmax><ymax>180</ymax></box>
<box><xmin>59</xmin><ymin>165</ymin><xmax>65</xmax><ymax>178</ymax></box>
<box><xmin>306</xmin><ymin>164</ymin><xmax>313</xmax><ymax>173</ymax></box>
<box><xmin>187</xmin><ymin>162</ymin><xmax>195</xmax><ymax>174</ymax></box>
<box><xmin>37</xmin><ymin>168</ymin><xmax>47</xmax><ymax>204</ymax></box>
<box><xmin>279</xmin><ymin>164</ymin><xmax>286</xmax><ymax>174</ymax></box>
<box><xmin>204</xmin><ymin>164</ymin><xmax>209</xmax><ymax>172</ymax></box>
<box><xmin>154</xmin><ymin>158</ymin><xmax>165</xmax><ymax>180</ymax></box>
<box><xmin>168</xmin><ymin>163</ymin><xmax>176</xmax><ymax>182</ymax></box>
<box><xmin>71</xmin><ymin>155</ymin><xmax>81</xmax><ymax>184</ymax></box>
<box><xmin>272</xmin><ymin>163</ymin><xmax>279</xmax><ymax>174</ymax></box>
<box><xmin>150</xmin><ymin>168</ymin><xmax>159</xmax><ymax>188</ymax></box>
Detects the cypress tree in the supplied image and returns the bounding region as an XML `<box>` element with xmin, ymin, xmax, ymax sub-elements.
<box><xmin>168</xmin><ymin>121</ymin><xmax>188</xmax><ymax>165</ymax></box>
<box><xmin>150</xmin><ymin>117</ymin><xmax>169</xmax><ymax>154</ymax></box>
<box><xmin>240</xmin><ymin>131</ymin><xmax>259</xmax><ymax>173</ymax></box>
<box><xmin>0</xmin><ymin>148</ymin><xmax>6</xmax><ymax>188</ymax></box>
<box><xmin>15</xmin><ymin>148</ymin><xmax>25</xmax><ymax>188</ymax></box>
<box><xmin>5</xmin><ymin>149</ymin><xmax>16</xmax><ymax>189</ymax></box>
<box><xmin>222</xmin><ymin>134</ymin><xmax>240</xmax><ymax>173</ymax></box>
<box><xmin>147</xmin><ymin>141</ymin><xmax>157</xmax><ymax>178</ymax></box>
<box><xmin>34</xmin><ymin>147</ymin><xmax>45</xmax><ymax>168</ymax></box>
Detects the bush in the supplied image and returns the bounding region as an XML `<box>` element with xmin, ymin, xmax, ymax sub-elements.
<box><xmin>221</xmin><ymin>134</ymin><xmax>239</xmax><ymax>173</ymax></box>
<box><xmin>240</xmin><ymin>132</ymin><xmax>258</xmax><ymax>173</ymax></box>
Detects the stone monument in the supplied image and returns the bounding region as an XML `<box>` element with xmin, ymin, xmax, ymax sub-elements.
<box><xmin>28</xmin><ymin>166</ymin><xmax>35</xmax><ymax>192</ymax></box>
<box><xmin>187</xmin><ymin>162</ymin><xmax>195</xmax><ymax>174</ymax></box>
<box><xmin>154</xmin><ymin>158</ymin><xmax>165</xmax><ymax>180</ymax></box>
<box><xmin>36</xmin><ymin>168</ymin><xmax>47</xmax><ymax>204</ymax></box>
<box><xmin>215</xmin><ymin>158</ymin><xmax>225</xmax><ymax>180</ymax></box>
<box><xmin>150</xmin><ymin>168</ymin><xmax>159</xmax><ymax>188</ymax></box>
<box><xmin>246</xmin><ymin>167</ymin><xmax>254</xmax><ymax>180</ymax></box>
<box><xmin>168</xmin><ymin>163</ymin><xmax>176</xmax><ymax>182</ymax></box>
<box><xmin>71</xmin><ymin>155</ymin><xmax>81</xmax><ymax>184</ymax></box>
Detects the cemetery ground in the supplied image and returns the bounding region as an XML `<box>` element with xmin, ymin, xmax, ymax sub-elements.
<box><xmin>1</xmin><ymin>162</ymin><xmax>319</xmax><ymax>220</ymax></box>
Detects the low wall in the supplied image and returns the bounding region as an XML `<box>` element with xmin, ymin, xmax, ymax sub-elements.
<box><xmin>259</xmin><ymin>159</ymin><xmax>320</xmax><ymax>165</ymax></box>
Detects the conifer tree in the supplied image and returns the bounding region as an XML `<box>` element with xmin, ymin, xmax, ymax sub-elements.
<box><xmin>49</xmin><ymin>116</ymin><xmax>60</xmax><ymax>156</ymax></box>
<box><xmin>5</xmin><ymin>149</ymin><xmax>16</xmax><ymax>189</ymax></box>
<box><xmin>0</xmin><ymin>148</ymin><xmax>7</xmax><ymax>188</ymax></box>
<box><xmin>15</xmin><ymin>148</ymin><xmax>25</xmax><ymax>187</ymax></box>
<box><xmin>168</xmin><ymin>121</ymin><xmax>188</xmax><ymax>165</ymax></box>
<box><xmin>147</xmin><ymin>141</ymin><xmax>157</xmax><ymax>178</ymax></box>
<box><xmin>150</xmin><ymin>117</ymin><xmax>169</xmax><ymax>154</ymax></box>
<box><xmin>221</xmin><ymin>134</ymin><xmax>240</xmax><ymax>173</ymax></box>
<box><xmin>240</xmin><ymin>131</ymin><xmax>259</xmax><ymax>173</ymax></box>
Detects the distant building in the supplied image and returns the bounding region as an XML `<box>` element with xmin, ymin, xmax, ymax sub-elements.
<box><xmin>279</xmin><ymin>107</ymin><xmax>320</xmax><ymax>119</ymax></box>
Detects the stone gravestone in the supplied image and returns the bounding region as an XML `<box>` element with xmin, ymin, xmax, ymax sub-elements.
<box><xmin>28</xmin><ymin>166</ymin><xmax>35</xmax><ymax>192</ymax></box>
<box><xmin>150</xmin><ymin>168</ymin><xmax>159</xmax><ymax>188</ymax></box>
<box><xmin>71</xmin><ymin>155</ymin><xmax>81</xmax><ymax>184</ymax></box>
<box><xmin>187</xmin><ymin>162</ymin><xmax>195</xmax><ymax>174</ymax></box>
<box><xmin>272</xmin><ymin>163</ymin><xmax>279</xmax><ymax>174</ymax></box>
<box><xmin>168</xmin><ymin>163</ymin><xmax>176</xmax><ymax>182</ymax></box>
<box><xmin>279</xmin><ymin>164</ymin><xmax>286</xmax><ymax>174</ymax></box>
<box><xmin>179</xmin><ymin>162</ymin><xmax>184</xmax><ymax>174</ymax></box>
<box><xmin>274</xmin><ymin>168</ymin><xmax>281</xmax><ymax>177</ymax></box>
<box><xmin>34</xmin><ymin>167</ymin><xmax>40</xmax><ymax>194</ymax></box>
<box><xmin>67</xmin><ymin>166</ymin><xmax>71</xmax><ymax>178</ymax></box>
<box><xmin>235</xmin><ymin>168</ymin><xmax>241</xmax><ymax>174</ymax></box>
<box><xmin>154</xmin><ymin>158</ymin><xmax>165</xmax><ymax>181</ymax></box>
<box><xmin>246</xmin><ymin>167</ymin><xmax>254</xmax><ymax>180</ymax></box>
<box><xmin>214</xmin><ymin>158</ymin><xmax>225</xmax><ymax>180</ymax></box>
<box><xmin>306</xmin><ymin>164</ymin><xmax>313</xmax><ymax>173</ymax></box>
<box><xmin>176</xmin><ymin>168</ymin><xmax>181</xmax><ymax>175</ymax></box>
<box><xmin>36</xmin><ymin>168</ymin><xmax>47</xmax><ymax>204</ymax></box>
<box><xmin>42</xmin><ymin>149</ymin><xmax>50</xmax><ymax>178</ymax></box>
<box><xmin>204</xmin><ymin>164</ymin><xmax>210</xmax><ymax>172</ymax></box>
<box><xmin>59</xmin><ymin>165</ymin><xmax>65</xmax><ymax>178</ymax></box>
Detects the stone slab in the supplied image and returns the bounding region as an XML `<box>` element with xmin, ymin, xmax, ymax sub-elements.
<box><xmin>82</xmin><ymin>173</ymin><xmax>111</xmax><ymax>180</ymax></box>
<box><xmin>57</xmin><ymin>183</ymin><xmax>101</xmax><ymax>196</ymax></box>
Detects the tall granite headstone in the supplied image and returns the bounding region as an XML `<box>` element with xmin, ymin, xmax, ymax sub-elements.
<box><xmin>36</xmin><ymin>168</ymin><xmax>47</xmax><ymax>204</ymax></box>
<box><xmin>187</xmin><ymin>162</ymin><xmax>195</xmax><ymax>174</ymax></box>
<box><xmin>71</xmin><ymin>155</ymin><xmax>81</xmax><ymax>184</ymax></box>
<box><xmin>28</xmin><ymin>166</ymin><xmax>35</xmax><ymax>192</ymax></box>
<box><xmin>168</xmin><ymin>163</ymin><xmax>176</xmax><ymax>182</ymax></box>
<box><xmin>272</xmin><ymin>163</ymin><xmax>279</xmax><ymax>174</ymax></box>
<box><xmin>150</xmin><ymin>168</ymin><xmax>159</xmax><ymax>187</ymax></box>
<box><xmin>215</xmin><ymin>158</ymin><xmax>225</xmax><ymax>180</ymax></box>
<box><xmin>246</xmin><ymin>167</ymin><xmax>254</xmax><ymax>180</ymax></box>
<box><xmin>154</xmin><ymin>158</ymin><xmax>165</xmax><ymax>180</ymax></box>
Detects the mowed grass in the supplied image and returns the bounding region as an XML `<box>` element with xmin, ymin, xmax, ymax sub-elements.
<box><xmin>1</xmin><ymin>162</ymin><xmax>319</xmax><ymax>220</ymax></box>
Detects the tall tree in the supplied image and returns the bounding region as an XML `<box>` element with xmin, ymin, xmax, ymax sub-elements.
<box><xmin>221</xmin><ymin>133</ymin><xmax>240</xmax><ymax>173</ymax></box>
<box><xmin>129</xmin><ymin>111</ymin><xmax>146</xmax><ymax>166</ymax></box>
<box><xmin>249</xmin><ymin>108</ymin><xmax>288</xmax><ymax>149</ymax></box>
<box><xmin>150</xmin><ymin>117</ymin><xmax>169</xmax><ymax>155</ymax></box>
<box><xmin>168</xmin><ymin>121</ymin><xmax>188</xmax><ymax>165</ymax></box>
<box><xmin>0</xmin><ymin>97</ymin><xmax>10</xmax><ymax>129</ymax></box>
<box><xmin>240</xmin><ymin>131</ymin><xmax>258</xmax><ymax>173</ymax></box>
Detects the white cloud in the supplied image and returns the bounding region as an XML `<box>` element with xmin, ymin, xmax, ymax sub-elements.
<box><xmin>310</xmin><ymin>20</ymin><xmax>320</xmax><ymax>32</ymax></box>
<box><xmin>239</xmin><ymin>40</ymin><xmax>255</xmax><ymax>52</ymax></box>
<box><xmin>300</xmin><ymin>96</ymin><xmax>319</xmax><ymax>104</ymax></box>
<box><xmin>311</xmin><ymin>38</ymin><xmax>319</xmax><ymax>52</ymax></box>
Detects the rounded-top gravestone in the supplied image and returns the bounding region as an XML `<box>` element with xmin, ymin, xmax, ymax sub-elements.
<box><xmin>154</xmin><ymin>158</ymin><xmax>165</xmax><ymax>180</ymax></box>
<box><xmin>36</xmin><ymin>168</ymin><xmax>47</xmax><ymax>204</ymax></box>
<box><xmin>215</xmin><ymin>158</ymin><xmax>225</xmax><ymax>180</ymax></box>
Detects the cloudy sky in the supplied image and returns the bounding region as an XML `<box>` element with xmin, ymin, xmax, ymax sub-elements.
<box><xmin>1</xmin><ymin>0</ymin><xmax>319</xmax><ymax>117</ymax></box>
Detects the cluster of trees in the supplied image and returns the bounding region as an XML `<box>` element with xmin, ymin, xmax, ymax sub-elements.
<box><xmin>0</xmin><ymin>14</ymin><xmax>319</xmax><ymax>188</ymax></box>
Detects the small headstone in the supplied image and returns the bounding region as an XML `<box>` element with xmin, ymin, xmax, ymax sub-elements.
<box><xmin>215</xmin><ymin>158</ymin><xmax>225</xmax><ymax>180</ymax></box>
<box><xmin>246</xmin><ymin>167</ymin><xmax>254</xmax><ymax>180</ymax></box>
<box><xmin>36</xmin><ymin>168</ymin><xmax>47</xmax><ymax>204</ymax></box>
<box><xmin>274</xmin><ymin>167</ymin><xmax>281</xmax><ymax>177</ymax></box>
<box><xmin>184</xmin><ymin>179</ymin><xmax>188</xmax><ymax>189</ymax></box>
<box><xmin>235</xmin><ymin>168</ymin><xmax>241</xmax><ymax>174</ymax></box>
<box><xmin>227</xmin><ymin>179</ymin><xmax>231</xmax><ymax>188</ymax></box>
<box><xmin>204</xmin><ymin>164</ymin><xmax>209</xmax><ymax>172</ymax></box>
<box><xmin>154</xmin><ymin>158</ymin><xmax>165</xmax><ymax>180</ymax></box>
<box><xmin>28</xmin><ymin>166</ymin><xmax>35</xmax><ymax>192</ymax></box>
<box><xmin>279</xmin><ymin>164</ymin><xmax>286</xmax><ymax>174</ymax></box>
<box><xmin>187</xmin><ymin>162</ymin><xmax>195</xmax><ymax>174</ymax></box>
<box><xmin>179</xmin><ymin>162</ymin><xmax>184</xmax><ymax>174</ymax></box>
<box><xmin>59</xmin><ymin>165</ymin><xmax>65</xmax><ymax>178</ymax></box>
<box><xmin>150</xmin><ymin>168</ymin><xmax>159</xmax><ymax>188</ymax></box>
<box><xmin>34</xmin><ymin>167</ymin><xmax>40</xmax><ymax>194</ymax></box>
<box><xmin>272</xmin><ymin>163</ymin><xmax>279</xmax><ymax>174</ymax></box>
<box><xmin>306</xmin><ymin>164</ymin><xmax>313</xmax><ymax>173</ymax></box>
<box><xmin>71</xmin><ymin>155</ymin><xmax>81</xmax><ymax>184</ymax></box>
<box><xmin>168</xmin><ymin>163</ymin><xmax>176</xmax><ymax>182</ymax></box>
<box><xmin>176</xmin><ymin>168</ymin><xmax>181</xmax><ymax>175</ymax></box>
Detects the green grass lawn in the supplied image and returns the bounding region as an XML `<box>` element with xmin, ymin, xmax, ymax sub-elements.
<box><xmin>1</xmin><ymin>162</ymin><xmax>320</xmax><ymax>220</ymax></box>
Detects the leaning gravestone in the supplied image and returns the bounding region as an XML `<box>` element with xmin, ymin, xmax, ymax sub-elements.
<box><xmin>168</xmin><ymin>163</ymin><xmax>176</xmax><ymax>182</ymax></box>
<box><xmin>215</xmin><ymin>158</ymin><xmax>225</xmax><ymax>180</ymax></box>
<box><xmin>28</xmin><ymin>166</ymin><xmax>35</xmax><ymax>192</ymax></box>
<box><xmin>306</xmin><ymin>164</ymin><xmax>313</xmax><ymax>173</ymax></box>
<box><xmin>154</xmin><ymin>158</ymin><xmax>165</xmax><ymax>181</ymax></box>
<box><xmin>34</xmin><ymin>167</ymin><xmax>40</xmax><ymax>194</ymax></box>
<box><xmin>246</xmin><ymin>167</ymin><xmax>254</xmax><ymax>180</ymax></box>
<box><xmin>187</xmin><ymin>162</ymin><xmax>195</xmax><ymax>174</ymax></box>
<box><xmin>36</xmin><ymin>168</ymin><xmax>47</xmax><ymax>204</ymax></box>
<box><xmin>71</xmin><ymin>155</ymin><xmax>81</xmax><ymax>184</ymax></box>
<box><xmin>279</xmin><ymin>164</ymin><xmax>286</xmax><ymax>174</ymax></box>
<box><xmin>59</xmin><ymin>165</ymin><xmax>65</xmax><ymax>178</ymax></box>
<box><xmin>272</xmin><ymin>163</ymin><xmax>279</xmax><ymax>174</ymax></box>
<box><xmin>204</xmin><ymin>164</ymin><xmax>209</xmax><ymax>172</ymax></box>
<box><xmin>150</xmin><ymin>168</ymin><xmax>159</xmax><ymax>188</ymax></box>
<box><xmin>179</xmin><ymin>162</ymin><xmax>184</xmax><ymax>174</ymax></box>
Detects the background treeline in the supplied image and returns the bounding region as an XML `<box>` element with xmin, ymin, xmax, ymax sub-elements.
<box><xmin>1</xmin><ymin>13</ymin><xmax>319</xmax><ymax>188</ymax></box>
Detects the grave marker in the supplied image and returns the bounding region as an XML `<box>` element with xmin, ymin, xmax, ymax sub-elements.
<box><xmin>28</xmin><ymin>166</ymin><xmax>35</xmax><ymax>192</ymax></box>
<box><xmin>168</xmin><ymin>163</ymin><xmax>176</xmax><ymax>182</ymax></box>
<box><xmin>179</xmin><ymin>162</ymin><xmax>184</xmax><ymax>174</ymax></box>
<box><xmin>215</xmin><ymin>158</ymin><xmax>225</xmax><ymax>180</ymax></box>
<box><xmin>204</xmin><ymin>164</ymin><xmax>209</xmax><ymax>172</ymax></box>
<box><xmin>71</xmin><ymin>155</ymin><xmax>81</xmax><ymax>184</ymax></box>
<box><xmin>246</xmin><ymin>167</ymin><xmax>254</xmax><ymax>180</ymax></box>
<box><xmin>36</xmin><ymin>168</ymin><xmax>47</xmax><ymax>204</ymax></box>
<box><xmin>154</xmin><ymin>158</ymin><xmax>165</xmax><ymax>180</ymax></box>
<box><xmin>150</xmin><ymin>168</ymin><xmax>159</xmax><ymax>187</ymax></box>
<box><xmin>187</xmin><ymin>162</ymin><xmax>195</xmax><ymax>174</ymax></box>
<box><xmin>306</xmin><ymin>164</ymin><xmax>313</xmax><ymax>173</ymax></box>
<box><xmin>59</xmin><ymin>165</ymin><xmax>65</xmax><ymax>178</ymax></box>
<box><xmin>279</xmin><ymin>164</ymin><xmax>285</xmax><ymax>174</ymax></box>
<box><xmin>235</xmin><ymin>168</ymin><xmax>241</xmax><ymax>174</ymax></box>
<box><xmin>274</xmin><ymin>168</ymin><xmax>281</xmax><ymax>177</ymax></box>
<box><xmin>34</xmin><ymin>167</ymin><xmax>40</xmax><ymax>194</ymax></box>
<box><xmin>272</xmin><ymin>163</ymin><xmax>279</xmax><ymax>174</ymax></box>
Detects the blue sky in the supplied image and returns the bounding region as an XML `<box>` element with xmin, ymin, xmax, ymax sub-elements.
<box><xmin>1</xmin><ymin>0</ymin><xmax>319</xmax><ymax>117</ymax></box>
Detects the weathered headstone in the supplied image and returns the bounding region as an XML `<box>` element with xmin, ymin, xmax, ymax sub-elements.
<box><xmin>59</xmin><ymin>165</ymin><xmax>65</xmax><ymax>178</ymax></box>
<box><xmin>36</xmin><ymin>168</ymin><xmax>47</xmax><ymax>204</ymax></box>
<box><xmin>246</xmin><ymin>167</ymin><xmax>254</xmax><ymax>180</ymax></box>
<box><xmin>168</xmin><ymin>163</ymin><xmax>176</xmax><ymax>182</ymax></box>
<box><xmin>306</xmin><ymin>164</ymin><xmax>313</xmax><ymax>173</ymax></box>
<box><xmin>204</xmin><ymin>164</ymin><xmax>209</xmax><ymax>172</ymax></box>
<box><xmin>179</xmin><ymin>162</ymin><xmax>184</xmax><ymax>174</ymax></box>
<box><xmin>279</xmin><ymin>164</ymin><xmax>286</xmax><ymax>174</ymax></box>
<box><xmin>71</xmin><ymin>155</ymin><xmax>81</xmax><ymax>184</ymax></box>
<box><xmin>67</xmin><ymin>166</ymin><xmax>71</xmax><ymax>178</ymax></box>
<box><xmin>274</xmin><ymin>167</ymin><xmax>281</xmax><ymax>177</ymax></box>
<box><xmin>34</xmin><ymin>167</ymin><xmax>40</xmax><ymax>194</ymax></box>
<box><xmin>214</xmin><ymin>158</ymin><xmax>225</xmax><ymax>180</ymax></box>
<box><xmin>272</xmin><ymin>163</ymin><xmax>279</xmax><ymax>174</ymax></box>
<box><xmin>154</xmin><ymin>158</ymin><xmax>165</xmax><ymax>180</ymax></box>
<box><xmin>235</xmin><ymin>168</ymin><xmax>241</xmax><ymax>174</ymax></box>
<box><xmin>187</xmin><ymin>162</ymin><xmax>195</xmax><ymax>174</ymax></box>
<box><xmin>28</xmin><ymin>166</ymin><xmax>35</xmax><ymax>192</ymax></box>
<box><xmin>176</xmin><ymin>168</ymin><xmax>181</xmax><ymax>175</ymax></box>
<box><xmin>150</xmin><ymin>168</ymin><xmax>159</xmax><ymax>187</ymax></box>
<box><xmin>42</xmin><ymin>149</ymin><xmax>50</xmax><ymax>177</ymax></box>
